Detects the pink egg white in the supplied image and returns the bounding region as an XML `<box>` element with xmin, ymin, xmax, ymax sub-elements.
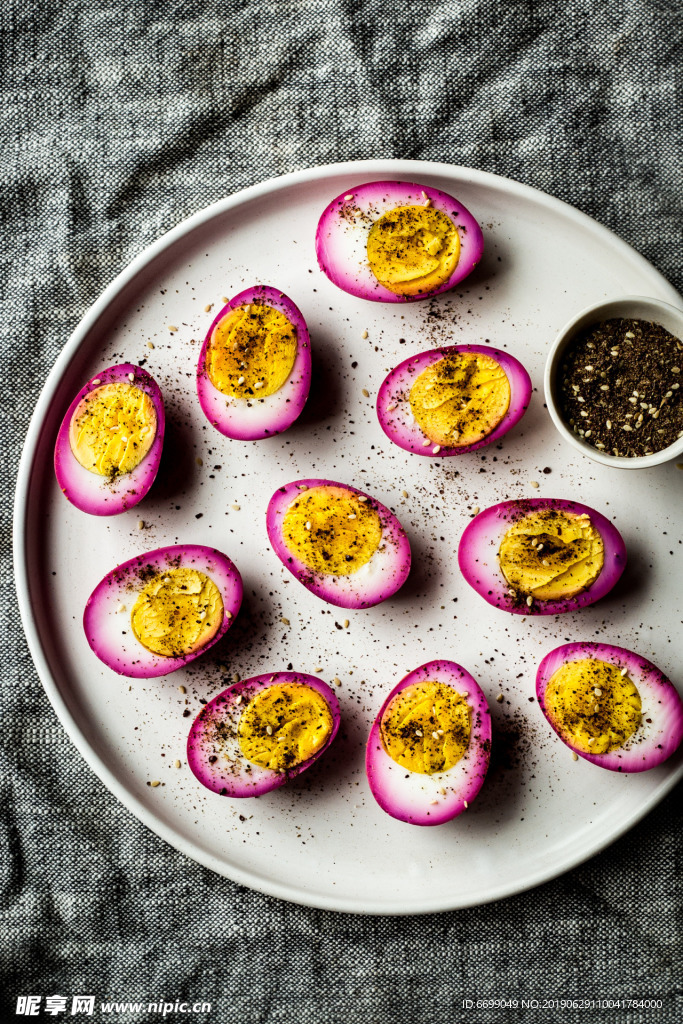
<box><xmin>187</xmin><ymin>672</ymin><xmax>341</xmax><ymax>797</ymax></box>
<box><xmin>366</xmin><ymin>660</ymin><xmax>492</xmax><ymax>826</ymax></box>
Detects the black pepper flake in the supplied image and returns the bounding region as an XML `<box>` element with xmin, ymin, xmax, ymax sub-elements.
<box><xmin>557</xmin><ymin>318</ymin><xmax>683</xmax><ymax>457</ymax></box>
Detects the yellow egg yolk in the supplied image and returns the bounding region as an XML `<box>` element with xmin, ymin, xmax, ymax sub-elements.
<box><xmin>366</xmin><ymin>205</ymin><xmax>460</xmax><ymax>296</ymax></box>
<box><xmin>545</xmin><ymin>659</ymin><xmax>642</xmax><ymax>754</ymax></box>
<box><xmin>380</xmin><ymin>681</ymin><xmax>471</xmax><ymax>774</ymax></box>
<box><xmin>499</xmin><ymin>509</ymin><xmax>604</xmax><ymax>601</ymax></box>
<box><xmin>206</xmin><ymin>302</ymin><xmax>297</xmax><ymax>399</ymax></box>
<box><xmin>238</xmin><ymin>682</ymin><xmax>333</xmax><ymax>771</ymax></box>
<box><xmin>409</xmin><ymin>351</ymin><xmax>511</xmax><ymax>447</ymax></box>
<box><xmin>69</xmin><ymin>382</ymin><xmax>157</xmax><ymax>478</ymax></box>
<box><xmin>131</xmin><ymin>567</ymin><xmax>223</xmax><ymax>658</ymax></box>
<box><xmin>282</xmin><ymin>486</ymin><xmax>382</xmax><ymax>576</ymax></box>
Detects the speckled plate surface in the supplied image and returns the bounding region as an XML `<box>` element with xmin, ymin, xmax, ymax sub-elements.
<box><xmin>14</xmin><ymin>160</ymin><xmax>683</xmax><ymax>914</ymax></box>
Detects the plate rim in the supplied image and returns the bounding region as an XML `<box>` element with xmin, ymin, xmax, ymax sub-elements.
<box><xmin>13</xmin><ymin>157</ymin><xmax>683</xmax><ymax>915</ymax></box>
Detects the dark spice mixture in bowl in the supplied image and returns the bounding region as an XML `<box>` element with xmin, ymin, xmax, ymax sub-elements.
<box><xmin>545</xmin><ymin>297</ymin><xmax>683</xmax><ymax>469</ymax></box>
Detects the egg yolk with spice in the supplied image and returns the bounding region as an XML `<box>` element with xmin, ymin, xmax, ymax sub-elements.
<box><xmin>366</xmin><ymin>206</ymin><xmax>460</xmax><ymax>297</ymax></box>
<box><xmin>545</xmin><ymin>659</ymin><xmax>642</xmax><ymax>754</ymax></box>
<box><xmin>238</xmin><ymin>683</ymin><xmax>334</xmax><ymax>771</ymax></box>
<box><xmin>409</xmin><ymin>352</ymin><xmax>511</xmax><ymax>447</ymax></box>
<box><xmin>69</xmin><ymin>382</ymin><xmax>157</xmax><ymax>478</ymax></box>
<box><xmin>206</xmin><ymin>303</ymin><xmax>297</xmax><ymax>399</ymax></box>
<box><xmin>282</xmin><ymin>486</ymin><xmax>383</xmax><ymax>575</ymax></box>
<box><xmin>131</xmin><ymin>567</ymin><xmax>223</xmax><ymax>657</ymax></box>
<box><xmin>380</xmin><ymin>681</ymin><xmax>471</xmax><ymax>774</ymax></box>
<box><xmin>499</xmin><ymin>509</ymin><xmax>604</xmax><ymax>601</ymax></box>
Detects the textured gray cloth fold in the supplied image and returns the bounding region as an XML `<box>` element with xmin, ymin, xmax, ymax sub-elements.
<box><xmin>2</xmin><ymin>2</ymin><xmax>681</xmax><ymax>1022</ymax></box>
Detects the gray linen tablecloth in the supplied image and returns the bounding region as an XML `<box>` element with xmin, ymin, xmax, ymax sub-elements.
<box><xmin>2</xmin><ymin>2</ymin><xmax>681</xmax><ymax>1022</ymax></box>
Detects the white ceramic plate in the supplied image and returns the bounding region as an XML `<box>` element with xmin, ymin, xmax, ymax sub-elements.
<box><xmin>14</xmin><ymin>160</ymin><xmax>683</xmax><ymax>915</ymax></box>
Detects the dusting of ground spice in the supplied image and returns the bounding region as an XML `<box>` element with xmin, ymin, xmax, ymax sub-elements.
<box><xmin>557</xmin><ymin>318</ymin><xmax>683</xmax><ymax>457</ymax></box>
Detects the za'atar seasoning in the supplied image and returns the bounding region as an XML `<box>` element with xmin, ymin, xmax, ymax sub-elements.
<box><xmin>557</xmin><ymin>318</ymin><xmax>683</xmax><ymax>457</ymax></box>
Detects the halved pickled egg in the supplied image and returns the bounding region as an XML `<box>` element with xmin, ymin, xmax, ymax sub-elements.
<box><xmin>266</xmin><ymin>479</ymin><xmax>411</xmax><ymax>608</ymax></box>
<box><xmin>536</xmin><ymin>642</ymin><xmax>683</xmax><ymax>771</ymax></box>
<box><xmin>197</xmin><ymin>285</ymin><xmax>311</xmax><ymax>440</ymax></box>
<box><xmin>316</xmin><ymin>181</ymin><xmax>484</xmax><ymax>303</ymax></box>
<box><xmin>84</xmin><ymin>544</ymin><xmax>242</xmax><ymax>678</ymax></box>
<box><xmin>458</xmin><ymin>499</ymin><xmax>626</xmax><ymax>615</ymax></box>
<box><xmin>377</xmin><ymin>345</ymin><xmax>532</xmax><ymax>455</ymax></box>
<box><xmin>54</xmin><ymin>363</ymin><xmax>165</xmax><ymax>516</ymax></box>
<box><xmin>187</xmin><ymin>672</ymin><xmax>341</xmax><ymax>797</ymax></box>
<box><xmin>366</xmin><ymin>661</ymin><xmax>491</xmax><ymax>825</ymax></box>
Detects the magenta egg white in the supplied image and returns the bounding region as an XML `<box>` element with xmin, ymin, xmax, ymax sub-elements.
<box><xmin>196</xmin><ymin>285</ymin><xmax>311</xmax><ymax>440</ymax></box>
<box><xmin>376</xmin><ymin>345</ymin><xmax>532</xmax><ymax>456</ymax></box>
<box><xmin>315</xmin><ymin>181</ymin><xmax>484</xmax><ymax>303</ymax></box>
<box><xmin>83</xmin><ymin>544</ymin><xmax>243</xmax><ymax>678</ymax></box>
<box><xmin>536</xmin><ymin>642</ymin><xmax>683</xmax><ymax>772</ymax></box>
<box><xmin>266</xmin><ymin>478</ymin><xmax>411</xmax><ymax>609</ymax></box>
<box><xmin>366</xmin><ymin>661</ymin><xmax>492</xmax><ymax>826</ymax></box>
<box><xmin>186</xmin><ymin>672</ymin><xmax>341</xmax><ymax>797</ymax></box>
<box><xmin>458</xmin><ymin>498</ymin><xmax>626</xmax><ymax>615</ymax></box>
<box><xmin>54</xmin><ymin>363</ymin><xmax>165</xmax><ymax>516</ymax></box>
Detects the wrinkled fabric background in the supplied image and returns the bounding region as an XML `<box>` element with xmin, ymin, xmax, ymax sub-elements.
<box><xmin>2</xmin><ymin>1</ymin><xmax>682</xmax><ymax>1022</ymax></box>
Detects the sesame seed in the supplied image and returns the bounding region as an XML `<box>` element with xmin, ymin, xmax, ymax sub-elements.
<box><xmin>281</xmin><ymin>617</ymin><xmax>290</xmax><ymax>625</ymax></box>
<box><xmin>625</xmin><ymin>331</ymin><xmax>635</xmax><ymax>339</ymax></box>
<box><xmin>237</xmin><ymin>376</ymin><xmax>245</xmax><ymax>385</ymax></box>
<box><xmin>232</xmin><ymin>673</ymin><xmax>240</xmax><ymax>683</ymax></box>
<box><xmin>432</xmin><ymin>731</ymin><xmax>439</xmax><ymax>740</ymax></box>
<box><xmin>672</xmin><ymin>367</ymin><xmax>680</xmax><ymax>373</ymax></box>
<box><xmin>387</xmin><ymin>403</ymin><xmax>396</xmax><ymax>412</ymax></box>
<box><xmin>344</xmin><ymin>194</ymin><xmax>353</xmax><ymax>201</ymax></box>
<box><xmin>147</xmin><ymin>341</ymin><xmax>155</xmax><ymax>349</ymax></box>
<box><xmin>600</xmin><ymin>384</ymin><xmax>609</xmax><ymax>391</ymax></box>
<box><xmin>571</xmin><ymin>752</ymin><xmax>579</xmax><ymax>761</ymax></box>
<box><xmin>588</xmin><ymin>738</ymin><xmax>595</xmax><ymax>746</ymax></box>
<box><xmin>430</xmin><ymin>800</ymin><xmax>439</xmax><ymax>806</ymax></box>
<box><xmin>348</xmin><ymin>513</ymin><xmax>356</xmax><ymax>520</ymax></box>
<box><xmin>174</xmin><ymin>760</ymin><xmax>181</xmax><ymax>769</ymax></box>
<box><xmin>439</xmin><ymin>787</ymin><xmax>447</xmax><ymax>796</ymax></box>
<box><xmin>508</xmin><ymin>588</ymin><xmax>516</xmax><ymax>597</ymax></box>
<box><xmin>266</xmin><ymin>725</ymin><xmax>273</xmax><ymax>736</ymax></box>
<box><xmin>225</xmin><ymin>610</ymin><xmax>232</xmax><ymax>619</ymax></box>
<box><xmin>361</xmin><ymin>330</ymin><xmax>368</xmax><ymax>340</ymax></box>
<box><xmin>584</xmin><ymin>430</ymin><xmax>591</xmax><ymax>437</ymax></box>
<box><xmin>496</xmin><ymin>693</ymin><xmax>504</xmax><ymax>703</ymax></box>
<box><xmin>333</xmin><ymin>678</ymin><xmax>342</xmax><ymax>687</ymax></box>
<box><xmin>178</xmin><ymin>685</ymin><xmax>186</xmax><ymax>694</ymax></box>
<box><xmin>92</xmin><ymin>378</ymin><xmax>101</xmax><ymax>385</ymax></box>
<box><xmin>231</xmin><ymin>503</ymin><xmax>240</xmax><ymax>510</ymax></box>
<box><xmin>594</xmin><ymin>688</ymin><xmax>603</xmax><ymax>696</ymax></box>
<box><xmin>137</xmin><ymin>519</ymin><xmax>144</xmax><ymax>530</ymax></box>
<box><xmin>432</xmin><ymin>445</ymin><xmax>441</xmax><ymax>454</ymax></box>
<box><xmin>526</xmin><ymin>596</ymin><xmax>533</xmax><ymax>607</ymax></box>
<box><xmin>472</xmin><ymin>506</ymin><xmax>480</xmax><ymax>515</ymax></box>
<box><xmin>196</xmin><ymin>457</ymin><xmax>203</xmax><ymax>466</ymax></box>
<box><xmin>297</xmin><ymin>483</ymin><xmax>308</xmax><ymax>489</ymax></box>
<box><xmin>628</xmin><ymin>396</ymin><xmax>637</xmax><ymax>404</ymax></box>
<box><xmin>415</xmin><ymin>729</ymin><xmax>423</xmax><ymax>737</ymax></box>
<box><xmin>358</xmin><ymin>495</ymin><xmax>368</xmax><ymax>502</ymax></box>
<box><xmin>463</xmin><ymin>800</ymin><xmax>469</xmax><ymax>809</ymax></box>
<box><xmin>117</xmin><ymin>603</ymin><xmax>126</xmax><ymax>613</ymax></box>
<box><xmin>314</xmin><ymin>666</ymin><xmax>323</xmax><ymax>672</ymax></box>
<box><xmin>584</xmin><ymin>365</ymin><xmax>593</xmax><ymax>372</ymax></box>
<box><xmin>362</xmin><ymin>388</ymin><xmax>370</xmax><ymax>397</ymax></box>
<box><xmin>343</xmin><ymin>619</ymin><xmax>349</xmax><ymax>628</ymax></box>
<box><xmin>437</xmin><ymin>729</ymin><xmax>444</xmax><ymax>736</ymax></box>
<box><xmin>542</xmin><ymin>559</ymin><xmax>549</xmax><ymax>566</ymax></box>
<box><xmin>150</xmin><ymin>780</ymin><xmax>161</xmax><ymax>788</ymax></box>
<box><xmin>622</xmin><ymin>424</ymin><xmax>633</xmax><ymax>431</ymax></box>
<box><xmin>606</xmin><ymin>420</ymin><xmax>612</xmax><ymax>429</ymax></box>
<box><xmin>402</xmin><ymin>489</ymin><xmax>409</xmax><ymax>498</ymax></box>
<box><xmin>536</xmin><ymin>544</ymin><xmax>544</xmax><ymax>552</ymax></box>
<box><xmin>621</xmin><ymin>667</ymin><xmax>627</xmax><ymax>676</ymax></box>
<box><xmin>253</xmin><ymin>381</ymin><xmax>264</xmax><ymax>389</ymax></box>
<box><xmin>530</xmin><ymin>479</ymin><xmax>539</xmax><ymax>488</ymax></box>
<box><xmin>305</xmin><ymin>521</ymin><xmax>311</xmax><ymax>531</ymax></box>
<box><xmin>204</xmin><ymin>304</ymin><xmax>213</xmax><ymax>312</ymax></box>
<box><xmin>672</xmin><ymin>382</ymin><xmax>679</xmax><ymax>389</ymax></box>
<box><xmin>422</xmin><ymin>439</ymin><xmax>431</xmax><ymax>446</ymax></box>
<box><xmin>580</xmin><ymin>410</ymin><xmax>589</xmax><ymax>417</ymax></box>
<box><xmin>167</xmin><ymin>325</ymin><xmax>178</xmax><ymax>333</ymax></box>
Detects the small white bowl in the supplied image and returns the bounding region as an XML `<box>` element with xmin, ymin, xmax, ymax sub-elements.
<box><xmin>544</xmin><ymin>295</ymin><xmax>683</xmax><ymax>470</ymax></box>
